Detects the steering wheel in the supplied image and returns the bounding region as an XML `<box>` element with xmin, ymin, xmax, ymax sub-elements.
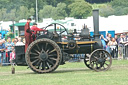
<box><xmin>44</xmin><ymin>23</ymin><xmax>68</xmax><ymax>36</ymax></box>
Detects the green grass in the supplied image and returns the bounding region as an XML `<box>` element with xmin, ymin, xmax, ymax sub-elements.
<box><xmin>0</xmin><ymin>60</ymin><xmax>128</xmax><ymax>85</ymax></box>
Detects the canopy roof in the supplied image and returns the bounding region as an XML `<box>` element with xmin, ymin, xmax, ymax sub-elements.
<box><xmin>9</xmin><ymin>22</ymin><xmax>33</xmax><ymax>26</ymax></box>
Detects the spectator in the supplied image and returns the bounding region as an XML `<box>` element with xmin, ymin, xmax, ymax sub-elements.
<box><xmin>114</xmin><ymin>35</ymin><xmax>119</xmax><ymax>58</ymax></box>
<box><xmin>108</xmin><ymin>38</ymin><xmax>117</xmax><ymax>58</ymax></box>
<box><xmin>106</xmin><ymin>33</ymin><xmax>112</xmax><ymax>44</ymax></box>
<box><xmin>14</xmin><ymin>38</ymin><xmax>18</xmax><ymax>42</ymax></box>
<box><xmin>16</xmin><ymin>37</ymin><xmax>25</xmax><ymax>45</ymax></box>
<box><xmin>0</xmin><ymin>33</ymin><xmax>2</xmax><ymax>40</ymax></box>
<box><xmin>10</xmin><ymin>48</ymin><xmax>15</xmax><ymax>64</ymax></box>
<box><xmin>5</xmin><ymin>37</ymin><xmax>14</xmax><ymax>63</ymax></box>
<box><xmin>12</xmin><ymin>39</ymin><xmax>17</xmax><ymax>46</ymax></box>
<box><xmin>115</xmin><ymin>35</ymin><xmax>119</xmax><ymax>44</ymax></box>
<box><xmin>23</xmin><ymin>38</ymin><xmax>25</xmax><ymax>44</ymax></box>
<box><xmin>0</xmin><ymin>40</ymin><xmax>6</xmax><ymax>66</ymax></box>
<box><xmin>100</xmin><ymin>34</ymin><xmax>107</xmax><ymax>50</ymax></box>
<box><xmin>106</xmin><ymin>33</ymin><xmax>112</xmax><ymax>53</ymax></box>
<box><xmin>118</xmin><ymin>34</ymin><xmax>126</xmax><ymax>59</ymax></box>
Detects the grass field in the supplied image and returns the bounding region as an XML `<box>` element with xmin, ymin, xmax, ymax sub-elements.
<box><xmin>0</xmin><ymin>60</ymin><xmax>128</xmax><ymax>85</ymax></box>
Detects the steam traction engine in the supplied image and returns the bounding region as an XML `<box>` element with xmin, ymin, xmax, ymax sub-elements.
<box><xmin>15</xmin><ymin>9</ymin><xmax>112</xmax><ymax>73</ymax></box>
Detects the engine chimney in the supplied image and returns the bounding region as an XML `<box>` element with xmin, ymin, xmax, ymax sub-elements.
<box><xmin>93</xmin><ymin>9</ymin><xmax>100</xmax><ymax>40</ymax></box>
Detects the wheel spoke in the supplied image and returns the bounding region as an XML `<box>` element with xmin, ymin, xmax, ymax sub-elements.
<box><xmin>85</xmin><ymin>58</ymin><xmax>89</xmax><ymax>61</ymax></box>
<box><xmin>45</xmin><ymin>43</ymin><xmax>48</xmax><ymax>51</ymax></box>
<box><xmin>48</xmin><ymin>49</ymin><xmax>56</xmax><ymax>54</ymax></box>
<box><xmin>30</xmin><ymin>52</ymin><xmax>38</xmax><ymax>55</ymax></box>
<box><xmin>40</xmin><ymin>46</ymin><xmax>45</xmax><ymax>53</ymax></box>
<box><xmin>46</xmin><ymin>62</ymin><xmax>51</xmax><ymax>69</ymax></box>
<box><xmin>36</xmin><ymin>44</ymin><xmax>40</xmax><ymax>52</ymax></box>
<box><xmin>34</xmin><ymin>49</ymin><xmax>40</xmax><ymax>54</ymax></box>
<box><xmin>102</xmin><ymin>65</ymin><xmax>106</xmax><ymax>70</ymax></box>
<box><xmin>93</xmin><ymin>56</ymin><xmax>98</xmax><ymax>60</ymax></box>
<box><xmin>39</xmin><ymin>62</ymin><xmax>42</xmax><ymax>70</ymax></box>
<box><xmin>104</xmin><ymin>62</ymin><xmax>109</xmax><ymax>66</ymax></box>
<box><xmin>47</xmin><ymin>59</ymin><xmax>54</xmax><ymax>66</ymax></box>
<box><xmin>42</xmin><ymin>61</ymin><xmax>46</xmax><ymax>70</ymax></box>
<box><xmin>31</xmin><ymin>59</ymin><xmax>39</xmax><ymax>64</ymax></box>
<box><xmin>36</xmin><ymin>60</ymin><xmax>41</xmax><ymax>66</ymax></box>
<box><xmin>30</xmin><ymin>56</ymin><xmax>39</xmax><ymax>59</ymax></box>
<box><xmin>99</xmin><ymin>52</ymin><xmax>102</xmax><ymax>58</ymax></box>
<box><xmin>48</xmin><ymin>54</ymin><xmax>57</xmax><ymax>57</ymax></box>
<box><xmin>36</xmin><ymin>60</ymin><xmax>41</xmax><ymax>68</ymax></box>
<box><xmin>59</xmin><ymin>31</ymin><xmax>65</xmax><ymax>35</ymax></box>
<box><xmin>46</xmin><ymin>49</ymin><xmax>50</xmax><ymax>53</ymax></box>
<box><xmin>96</xmin><ymin>63</ymin><xmax>98</xmax><ymax>68</ymax></box>
<box><xmin>49</xmin><ymin>57</ymin><xmax>57</xmax><ymax>61</ymax></box>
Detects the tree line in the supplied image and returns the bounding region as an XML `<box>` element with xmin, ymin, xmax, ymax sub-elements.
<box><xmin>0</xmin><ymin>0</ymin><xmax>127</xmax><ymax>22</ymax></box>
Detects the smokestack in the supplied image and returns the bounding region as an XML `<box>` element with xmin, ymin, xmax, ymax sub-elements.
<box><xmin>93</xmin><ymin>9</ymin><xmax>100</xmax><ymax>40</ymax></box>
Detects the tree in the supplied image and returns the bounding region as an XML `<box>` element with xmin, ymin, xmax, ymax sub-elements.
<box><xmin>68</xmin><ymin>0</ymin><xmax>92</xmax><ymax>19</ymax></box>
<box><xmin>99</xmin><ymin>5</ymin><xmax>115</xmax><ymax>17</ymax></box>
<box><xmin>110</xmin><ymin>0</ymin><xmax>128</xmax><ymax>15</ymax></box>
<box><xmin>110</xmin><ymin>0</ymin><xmax>128</xmax><ymax>8</ymax></box>
<box><xmin>39</xmin><ymin>5</ymin><xmax>54</xmax><ymax>19</ymax></box>
<box><xmin>29</xmin><ymin>8</ymin><xmax>35</xmax><ymax>18</ymax></box>
<box><xmin>17</xmin><ymin>6</ymin><xmax>29</xmax><ymax>20</ymax></box>
<box><xmin>52</xmin><ymin>3</ymin><xmax>68</xmax><ymax>20</ymax></box>
<box><xmin>0</xmin><ymin>8</ymin><xmax>7</xmax><ymax>21</ymax></box>
<box><xmin>8</xmin><ymin>9</ymin><xmax>17</xmax><ymax>21</ymax></box>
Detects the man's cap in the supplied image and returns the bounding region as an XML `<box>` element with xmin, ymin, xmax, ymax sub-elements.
<box><xmin>27</xmin><ymin>18</ymin><xmax>32</xmax><ymax>20</ymax></box>
<box><xmin>33</xmin><ymin>23</ymin><xmax>37</xmax><ymax>25</ymax></box>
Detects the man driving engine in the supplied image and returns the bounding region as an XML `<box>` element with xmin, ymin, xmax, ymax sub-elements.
<box><xmin>30</xmin><ymin>23</ymin><xmax>46</xmax><ymax>41</ymax></box>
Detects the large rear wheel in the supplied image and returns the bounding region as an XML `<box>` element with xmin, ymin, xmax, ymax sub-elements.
<box><xmin>25</xmin><ymin>38</ymin><xmax>62</xmax><ymax>73</ymax></box>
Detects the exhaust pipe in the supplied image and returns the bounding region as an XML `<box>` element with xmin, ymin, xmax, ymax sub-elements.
<box><xmin>93</xmin><ymin>9</ymin><xmax>100</xmax><ymax>40</ymax></box>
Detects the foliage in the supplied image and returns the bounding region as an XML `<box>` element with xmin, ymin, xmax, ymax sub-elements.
<box><xmin>86</xmin><ymin>0</ymin><xmax>112</xmax><ymax>3</ymax></box>
<box><xmin>0</xmin><ymin>0</ymin><xmax>128</xmax><ymax>21</ymax></box>
<box><xmin>39</xmin><ymin>5</ymin><xmax>54</xmax><ymax>19</ymax></box>
<box><xmin>68</xmin><ymin>0</ymin><xmax>92</xmax><ymax>19</ymax></box>
<box><xmin>39</xmin><ymin>3</ymin><xmax>68</xmax><ymax>20</ymax></box>
<box><xmin>99</xmin><ymin>5</ymin><xmax>115</xmax><ymax>17</ymax></box>
<box><xmin>110</xmin><ymin>0</ymin><xmax>128</xmax><ymax>15</ymax></box>
<box><xmin>52</xmin><ymin>3</ymin><xmax>68</xmax><ymax>20</ymax></box>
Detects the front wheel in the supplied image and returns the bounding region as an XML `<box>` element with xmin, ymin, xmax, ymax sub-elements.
<box><xmin>90</xmin><ymin>49</ymin><xmax>112</xmax><ymax>72</ymax></box>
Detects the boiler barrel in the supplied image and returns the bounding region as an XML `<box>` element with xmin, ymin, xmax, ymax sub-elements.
<box><xmin>60</xmin><ymin>43</ymin><xmax>95</xmax><ymax>54</ymax></box>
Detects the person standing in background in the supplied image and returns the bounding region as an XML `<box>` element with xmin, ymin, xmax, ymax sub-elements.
<box><xmin>0</xmin><ymin>33</ymin><xmax>2</xmax><ymax>40</ymax></box>
<box><xmin>24</xmin><ymin>18</ymin><xmax>32</xmax><ymax>52</ymax></box>
<box><xmin>0</xmin><ymin>40</ymin><xmax>6</xmax><ymax>66</ymax></box>
<box><xmin>5</xmin><ymin>37</ymin><xmax>14</xmax><ymax>63</ymax></box>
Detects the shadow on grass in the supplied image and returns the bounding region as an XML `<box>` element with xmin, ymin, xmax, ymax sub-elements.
<box><xmin>20</xmin><ymin>68</ymin><xmax>92</xmax><ymax>75</ymax></box>
<box><xmin>53</xmin><ymin>68</ymin><xmax>91</xmax><ymax>73</ymax></box>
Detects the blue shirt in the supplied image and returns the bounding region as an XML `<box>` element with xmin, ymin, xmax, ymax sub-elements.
<box><xmin>0</xmin><ymin>43</ymin><xmax>6</xmax><ymax>53</ymax></box>
<box><xmin>5</xmin><ymin>42</ymin><xmax>14</xmax><ymax>51</ymax></box>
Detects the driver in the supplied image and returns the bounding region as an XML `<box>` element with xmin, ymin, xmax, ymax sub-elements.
<box><xmin>30</xmin><ymin>23</ymin><xmax>46</xmax><ymax>41</ymax></box>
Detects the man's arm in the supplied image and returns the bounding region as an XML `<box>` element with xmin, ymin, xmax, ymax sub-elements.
<box><xmin>34</xmin><ymin>27</ymin><xmax>46</xmax><ymax>31</ymax></box>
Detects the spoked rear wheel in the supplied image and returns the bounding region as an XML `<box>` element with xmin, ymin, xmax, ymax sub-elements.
<box><xmin>90</xmin><ymin>49</ymin><xmax>112</xmax><ymax>72</ymax></box>
<box><xmin>25</xmin><ymin>38</ymin><xmax>61</xmax><ymax>73</ymax></box>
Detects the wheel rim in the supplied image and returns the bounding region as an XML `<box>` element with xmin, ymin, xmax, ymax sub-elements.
<box><xmin>26</xmin><ymin>39</ymin><xmax>61</xmax><ymax>73</ymax></box>
<box><xmin>90</xmin><ymin>49</ymin><xmax>112</xmax><ymax>71</ymax></box>
<box><xmin>84</xmin><ymin>55</ymin><xmax>92</xmax><ymax>69</ymax></box>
